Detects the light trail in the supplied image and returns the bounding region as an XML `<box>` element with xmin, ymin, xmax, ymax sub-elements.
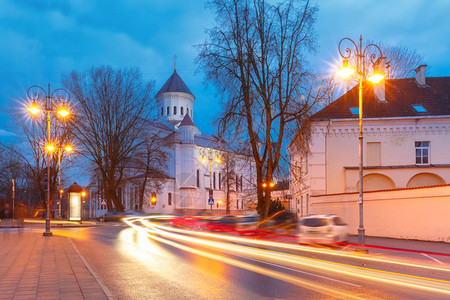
<box><xmin>140</xmin><ymin>216</ymin><xmax>450</xmax><ymax>274</ymax></box>
<box><xmin>123</xmin><ymin>216</ymin><xmax>450</xmax><ymax>297</ymax></box>
<box><xmin>124</xmin><ymin>216</ymin><xmax>368</xmax><ymax>299</ymax></box>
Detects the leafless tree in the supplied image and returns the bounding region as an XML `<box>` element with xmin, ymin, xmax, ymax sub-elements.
<box><xmin>1</xmin><ymin>106</ymin><xmax>73</xmax><ymax>213</ymax></box>
<box><xmin>63</xmin><ymin>66</ymin><xmax>155</xmax><ymax>212</ymax></box>
<box><xmin>198</xmin><ymin>0</ymin><xmax>328</xmax><ymax>219</ymax></box>
<box><xmin>130</xmin><ymin>128</ymin><xmax>168</xmax><ymax>210</ymax></box>
<box><xmin>382</xmin><ymin>44</ymin><xmax>426</xmax><ymax>79</ymax></box>
<box><xmin>218</xmin><ymin>151</ymin><xmax>237</xmax><ymax>214</ymax></box>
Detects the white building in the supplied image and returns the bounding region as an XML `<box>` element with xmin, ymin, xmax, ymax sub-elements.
<box><xmin>116</xmin><ymin>67</ymin><xmax>257</xmax><ymax>214</ymax></box>
<box><xmin>288</xmin><ymin>66</ymin><xmax>450</xmax><ymax>241</ymax></box>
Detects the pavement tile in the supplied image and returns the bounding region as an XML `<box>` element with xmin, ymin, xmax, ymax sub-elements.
<box><xmin>59</xmin><ymin>292</ymin><xmax>84</xmax><ymax>299</ymax></box>
<box><xmin>83</xmin><ymin>292</ymin><xmax>109</xmax><ymax>300</ymax></box>
<box><xmin>0</xmin><ymin>231</ymin><xmax>108</xmax><ymax>300</ymax></box>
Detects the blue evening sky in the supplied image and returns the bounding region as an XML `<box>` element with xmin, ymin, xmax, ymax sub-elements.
<box><xmin>1</xmin><ymin>0</ymin><xmax>449</xmax><ymax>141</ymax></box>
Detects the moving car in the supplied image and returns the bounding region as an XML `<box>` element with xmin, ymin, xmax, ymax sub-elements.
<box><xmin>298</xmin><ymin>214</ymin><xmax>348</xmax><ymax>244</ymax></box>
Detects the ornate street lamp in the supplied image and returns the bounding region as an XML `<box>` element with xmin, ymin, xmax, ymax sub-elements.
<box><xmin>27</xmin><ymin>84</ymin><xmax>71</xmax><ymax>236</ymax></box>
<box><xmin>337</xmin><ymin>35</ymin><xmax>385</xmax><ymax>246</ymax></box>
<box><xmin>200</xmin><ymin>148</ymin><xmax>222</xmax><ymax>214</ymax></box>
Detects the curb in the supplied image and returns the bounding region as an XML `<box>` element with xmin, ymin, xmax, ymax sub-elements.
<box><xmin>68</xmin><ymin>237</ymin><xmax>114</xmax><ymax>299</ymax></box>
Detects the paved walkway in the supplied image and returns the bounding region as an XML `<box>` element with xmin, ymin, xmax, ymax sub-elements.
<box><xmin>0</xmin><ymin>230</ymin><xmax>111</xmax><ymax>300</ymax></box>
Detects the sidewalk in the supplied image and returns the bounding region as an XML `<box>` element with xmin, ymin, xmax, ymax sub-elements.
<box><xmin>0</xmin><ymin>230</ymin><xmax>111</xmax><ymax>300</ymax></box>
<box><xmin>0</xmin><ymin>218</ymin><xmax>99</xmax><ymax>229</ymax></box>
<box><xmin>348</xmin><ymin>235</ymin><xmax>450</xmax><ymax>255</ymax></box>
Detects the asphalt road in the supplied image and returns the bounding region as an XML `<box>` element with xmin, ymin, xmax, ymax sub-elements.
<box><xmin>55</xmin><ymin>219</ymin><xmax>450</xmax><ymax>300</ymax></box>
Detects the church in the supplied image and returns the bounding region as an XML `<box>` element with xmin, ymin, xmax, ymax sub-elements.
<box><xmin>116</xmin><ymin>66</ymin><xmax>257</xmax><ymax>215</ymax></box>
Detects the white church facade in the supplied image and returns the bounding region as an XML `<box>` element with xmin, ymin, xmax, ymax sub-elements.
<box><xmin>117</xmin><ymin>67</ymin><xmax>257</xmax><ymax>214</ymax></box>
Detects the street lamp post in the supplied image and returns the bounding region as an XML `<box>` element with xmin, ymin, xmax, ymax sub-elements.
<box><xmin>200</xmin><ymin>148</ymin><xmax>222</xmax><ymax>214</ymax></box>
<box><xmin>337</xmin><ymin>35</ymin><xmax>385</xmax><ymax>246</ymax></box>
<box><xmin>27</xmin><ymin>84</ymin><xmax>71</xmax><ymax>237</ymax></box>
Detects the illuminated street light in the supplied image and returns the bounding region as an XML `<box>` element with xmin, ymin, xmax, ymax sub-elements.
<box><xmin>28</xmin><ymin>101</ymin><xmax>40</xmax><ymax>115</ymax></box>
<box><xmin>46</xmin><ymin>144</ymin><xmax>55</xmax><ymax>152</ymax></box>
<box><xmin>337</xmin><ymin>35</ymin><xmax>385</xmax><ymax>246</ymax></box>
<box><xmin>200</xmin><ymin>148</ymin><xmax>223</xmax><ymax>213</ymax></box>
<box><xmin>57</xmin><ymin>105</ymin><xmax>70</xmax><ymax>118</ymax></box>
<box><xmin>26</xmin><ymin>84</ymin><xmax>71</xmax><ymax>236</ymax></box>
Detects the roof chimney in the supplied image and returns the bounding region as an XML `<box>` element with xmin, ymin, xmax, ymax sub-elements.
<box><xmin>415</xmin><ymin>65</ymin><xmax>427</xmax><ymax>87</ymax></box>
<box><xmin>373</xmin><ymin>57</ymin><xmax>387</xmax><ymax>103</ymax></box>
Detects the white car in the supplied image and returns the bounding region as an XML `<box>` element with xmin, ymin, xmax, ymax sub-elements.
<box><xmin>298</xmin><ymin>214</ymin><xmax>348</xmax><ymax>244</ymax></box>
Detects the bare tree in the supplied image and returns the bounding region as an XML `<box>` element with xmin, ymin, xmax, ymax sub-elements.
<box><xmin>130</xmin><ymin>128</ymin><xmax>168</xmax><ymax>210</ymax></box>
<box><xmin>1</xmin><ymin>105</ymin><xmax>73</xmax><ymax>213</ymax></box>
<box><xmin>382</xmin><ymin>44</ymin><xmax>425</xmax><ymax>79</ymax></box>
<box><xmin>63</xmin><ymin>66</ymin><xmax>155</xmax><ymax>212</ymax></box>
<box><xmin>218</xmin><ymin>151</ymin><xmax>237</xmax><ymax>214</ymax></box>
<box><xmin>198</xmin><ymin>0</ymin><xmax>328</xmax><ymax>219</ymax></box>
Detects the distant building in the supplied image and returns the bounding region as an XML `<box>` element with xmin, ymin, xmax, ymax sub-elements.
<box><xmin>288</xmin><ymin>66</ymin><xmax>450</xmax><ymax>241</ymax></box>
<box><xmin>91</xmin><ymin>66</ymin><xmax>257</xmax><ymax>215</ymax></box>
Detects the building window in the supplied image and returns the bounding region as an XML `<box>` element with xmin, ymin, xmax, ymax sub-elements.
<box><xmin>161</xmin><ymin>107</ymin><xmax>163</xmax><ymax>116</ymax></box>
<box><xmin>240</xmin><ymin>176</ymin><xmax>243</xmax><ymax>191</ymax></box>
<box><xmin>187</xmin><ymin>107</ymin><xmax>189</xmax><ymax>116</ymax></box>
<box><xmin>306</xmin><ymin>194</ymin><xmax>309</xmax><ymax>215</ymax></box>
<box><xmin>218</xmin><ymin>172</ymin><xmax>222</xmax><ymax>189</ymax></box>
<box><xmin>168</xmin><ymin>193</ymin><xmax>172</xmax><ymax>205</ymax></box>
<box><xmin>350</xmin><ymin>107</ymin><xmax>359</xmax><ymax>115</ymax></box>
<box><xmin>366</xmin><ymin>142</ymin><xmax>381</xmax><ymax>166</ymax></box>
<box><xmin>166</xmin><ymin>106</ymin><xmax>169</xmax><ymax>115</ymax></box>
<box><xmin>236</xmin><ymin>200</ymin><xmax>239</xmax><ymax>209</ymax></box>
<box><xmin>415</xmin><ymin>141</ymin><xmax>430</xmax><ymax>165</ymax></box>
<box><xmin>412</xmin><ymin>104</ymin><xmax>427</xmax><ymax>113</ymax></box>
<box><xmin>236</xmin><ymin>174</ymin><xmax>239</xmax><ymax>191</ymax></box>
<box><xmin>174</xmin><ymin>106</ymin><xmax>177</xmax><ymax>115</ymax></box>
<box><xmin>197</xmin><ymin>169</ymin><xmax>200</xmax><ymax>187</ymax></box>
<box><xmin>181</xmin><ymin>107</ymin><xmax>184</xmax><ymax>115</ymax></box>
<box><xmin>213</xmin><ymin>172</ymin><xmax>216</xmax><ymax>189</ymax></box>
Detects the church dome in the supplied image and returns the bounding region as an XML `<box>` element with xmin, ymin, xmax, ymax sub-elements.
<box><xmin>156</xmin><ymin>67</ymin><xmax>196</xmax><ymax>126</ymax></box>
<box><xmin>156</xmin><ymin>69</ymin><xmax>195</xmax><ymax>98</ymax></box>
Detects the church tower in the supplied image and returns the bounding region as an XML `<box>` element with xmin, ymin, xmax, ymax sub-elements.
<box><xmin>155</xmin><ymin>65</ymin><xmax>195</xmax><ymax>126</ymax></box>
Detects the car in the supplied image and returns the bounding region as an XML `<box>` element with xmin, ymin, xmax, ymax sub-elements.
<box><xmin>201</xmin><ymin>214</ymin><xmax>237</xmax><ymax>232</ymax></box>
<box><xmin>298</xmin><ymin>214</ymin><xmax>348</xmax><ymax>244</ymax></box>
<box><xmin>235</xmin><ymin>214</ymin><xmax>259</xmax><ymax>228</ymax></box>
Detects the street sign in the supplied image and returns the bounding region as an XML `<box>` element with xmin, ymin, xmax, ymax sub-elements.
<box><xmin>208</xmin><ymin>198</ymin><xmax>214</xmax><ymax>205</ymax></box>
<box><xmin>101</xmin><ymin>199</ymin><xmax>106</xmax><ymax>206</ymax></box>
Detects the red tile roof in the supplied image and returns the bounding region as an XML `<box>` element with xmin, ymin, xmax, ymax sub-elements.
<box><xmin>312</xmin><ymin>77</ymin><xmax>450</xmax><ymax>120</ymax></box>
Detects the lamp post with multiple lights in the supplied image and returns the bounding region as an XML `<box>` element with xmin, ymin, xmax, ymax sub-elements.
<box><xmin>27</xmin><ymin>84</ymin><xmax>71</xmax><ymax>236</ymax></box>
<box><xmin>200</xmin><ymin>148</ymin><xmax>222</xmax><ymax>214</ymax></box>
<box><xmin>337</xmin><ymin>35</ymin><xmax>385</xmax><ymax>245</ymax></box>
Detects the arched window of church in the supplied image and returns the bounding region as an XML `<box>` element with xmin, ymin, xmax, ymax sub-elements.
<box><xmin>213</xmin><ymin>172</ymin><xmax>216</xmax><ymax>189</ymax></box>
<box><xmin>197</xmin><ymin>169</ymin><xmax>200</xmax><ymax>187</ymax></box>
<box><xmin>174</xmin><ymin>106</ymin><xmax>177</xmax><ymax>115</ymax></box>
<box><xmin>161</xmin><ymin>107</ymin><xmax>163</xmax><ymax>116</ymax></box>
<box><xmin>168</xmin><ymin>193</ymin><xmax>172</xmax><ymax>205</ymax></box>
<box><xmin>166</xmin><ymin>106</ymin><xmax>169</xmax><ymax>115</ymax></box>
<box><xmin>181</xmin><ymin>107</ymin><xmax>184</xmax><ymax>115</ymax></box>
<box><xmin>187</xmin><ymin>107</ymin><xmax>189</xmax><ymax>116</ymax></box>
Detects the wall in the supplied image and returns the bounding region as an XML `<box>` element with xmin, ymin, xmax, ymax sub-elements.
<box><xmin>311</xmin><ymin>185</ymin><xmax>450</xmax><ymax>242</ymax></box>
<box><xmin>310</xmin><ymin>117</ymin><xmax>450</xmax><ymax>194</ymax></box>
